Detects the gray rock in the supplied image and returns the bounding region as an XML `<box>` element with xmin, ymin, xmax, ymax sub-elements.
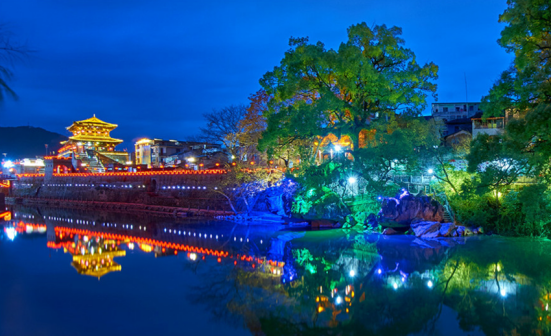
<box><xmin>379</xmin><ymin>195</ymin><xmax>445</xmax><ymax>225</ymax></box>
<box><xmin>439</xmin><ymin>222</ymin><xmax>456</xmax><ymax>237</ymax></box>
<box><xmin>410</xmin><ymin>221</ymin><xmax>441</xmax><ymax>238</ymax></box>
<box><xmin>382</xmin><ymin>228</ymin><xmax>399</xmax><ymax>235</ymax></box>
<box><xmin>411</xmin><ymin>221</ymin><xmax>456</xmax><ymax>238</ymax></box>
<box><xmin>456</xmin><ymin>225</ymin><xmax>473</xmax><ymax>236</ymax></box>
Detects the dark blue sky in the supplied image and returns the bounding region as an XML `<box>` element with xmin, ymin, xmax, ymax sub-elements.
<box><xmin>1</xmin><ymin>0</ymin><xmax>512</xmax><ymax>150</ymax></box>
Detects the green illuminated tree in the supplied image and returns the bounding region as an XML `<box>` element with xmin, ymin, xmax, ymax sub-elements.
<box><xmin>259</xmin><ymin>23</ymin><xmax>438</xmax><ymax>162</ymax></box>
<box><xmin>459</xmin><ymin>0</ymin><xmax>551</xmax><ymax>235</ymax></box>
<box><xmin>474</xmin><ymin>0</ymin><xmax>551</xmax><ymax>183</ymax></box>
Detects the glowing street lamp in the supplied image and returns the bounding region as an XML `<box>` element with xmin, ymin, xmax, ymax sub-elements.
<box><xmin>334</xmin><ymin>145</ymin><xmax>342</xmax><ymax>152</ymax></box>
<box><xmin>427</xmin><ymin>168</ymin><xmax>434</xmax><ymax>175</ymax></box>
<box><xmin>348</xmin><ymin>176</ymin><xmax>357</xmax><ymax>184</ymax></box>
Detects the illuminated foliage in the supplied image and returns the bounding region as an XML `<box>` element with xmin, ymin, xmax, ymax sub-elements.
<box><xmin>259</xmin><ymin>23</ymin><xmax>438</xmax><ymax>164</ymax></box>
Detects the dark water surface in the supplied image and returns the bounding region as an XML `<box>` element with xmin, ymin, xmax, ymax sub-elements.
<box><xmin>1</xmin><ymin>206</ymin><xmax>551</xmax><ymax>336</ymax></box>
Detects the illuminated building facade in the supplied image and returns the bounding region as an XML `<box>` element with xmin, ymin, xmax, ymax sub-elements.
<box><xmin>135</xmin><ymin>138</ymin><xmax>222</xmax><ymax>168</ymax></box>
<box><xmin>2</xmin><ymin>158</ymin><xmax>45</xmax><ymax>175</ymax></box>
<box><xmin>134</xmin><ymin>139</ymin><xmax>187</xmax><ymax>167</ymax></box>
<box><xmin>57</xmin><ymin>115</ymin><xmax>129</xmax><ymax>168</ymax></box>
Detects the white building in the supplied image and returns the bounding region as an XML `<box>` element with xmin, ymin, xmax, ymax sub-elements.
<box><xmin>431</xmin><ymin>102</ymin><xmax>482</xmax><ymax>121</ymax></box>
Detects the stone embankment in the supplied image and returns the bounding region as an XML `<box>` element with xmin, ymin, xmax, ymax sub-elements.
<box><xmin>10</xmin><ymin>171</ymin><xmax>231</xmax><ymax>213</ymax></box>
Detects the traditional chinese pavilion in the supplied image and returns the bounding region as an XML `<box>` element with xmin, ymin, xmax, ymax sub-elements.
<box><xmin>57</xmin><ymin>115</ymin><xmax>129</xmax><ymax>167</ymax></box>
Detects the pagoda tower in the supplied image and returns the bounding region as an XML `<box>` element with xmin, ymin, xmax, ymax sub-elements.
<box><xmin>57</xmin><ymin>115</ymin><xmax>129</xmax><ymax>166</ymax></box>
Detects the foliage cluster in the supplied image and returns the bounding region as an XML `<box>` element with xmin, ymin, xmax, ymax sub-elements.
<box><xmin>432</xmin><ymin>0</ymin><xmax>551</xmax><ymax>236</ymax></box>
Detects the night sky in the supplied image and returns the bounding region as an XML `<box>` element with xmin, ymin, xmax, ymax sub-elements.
<box><xmin>1</xmin><ymin>0</ymin><xmax>512</xmax><ymax>150</ymax></box>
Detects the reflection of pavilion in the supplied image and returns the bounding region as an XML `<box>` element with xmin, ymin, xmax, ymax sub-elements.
<box><xmin>7</xmin><ymin>206</ymin><xmax>286</xmax><ymax>279</ymax></box>
<box><xmin>48</xmin><ymin>232</ymin><xmax>126</xmax><ymax>279</ymax></box>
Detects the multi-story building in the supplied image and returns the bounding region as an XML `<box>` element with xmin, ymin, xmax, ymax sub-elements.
<box><xmin>134</xmin><ymin>139</ymin><xmax>223</xmax><ymax>168</ymax></box>
<box><xmin>471</xmin><ymin>115</ymin><xmax>505</xmax><ymax>138</ymax></box>
<box><xmin>431</xmin><ymin>102</ymin><xmax>482</xmax><ymax>121</ymax></box>
<box><xmin>135</xmin><ymin>139</ymin><xmax>186</xmax><ymax>167</ymax></box>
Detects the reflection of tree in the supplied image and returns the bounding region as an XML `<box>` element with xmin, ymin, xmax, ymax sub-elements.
<box><xmin>438</xmin><ymin>255</ymin><xmax>544</xmax><ymax>335</ymax></box>
<box><xmin>186</xmin><ymin>261</ymin><xmax>292</xmax><ymax>335</ymax></box>
<box><xmin>184</xmin><ymin>235</ymin><xmax>551</xmax><ymax>336</ymax></box>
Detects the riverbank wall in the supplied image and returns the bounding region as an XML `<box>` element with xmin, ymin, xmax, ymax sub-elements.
<box><xmin>11</xmin><ymin>170</ymin><xmax>230</xmax><ymax>211</ymax></box>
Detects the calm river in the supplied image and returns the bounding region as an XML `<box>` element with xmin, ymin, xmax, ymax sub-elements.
<box><xmin>1</xmin><ymin>206</ymin><xmax>550</xmax><ymax>335</ymax></box>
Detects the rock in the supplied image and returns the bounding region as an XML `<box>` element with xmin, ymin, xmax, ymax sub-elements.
<box><xmin>367</xmin><ymin>213</ymin><xmax>378</xmax><ymax>229</ymax></box>
<box><xmin>456</xmin><ymin>225</ymin><xmax>473</xmax><ymax>236</ymax></box>
<box><xmin>410</xmin><ymin>221</ymin><xmax>439</xmax><ymax>238</ymax></box>
<box><xmin>439</xmin><ymin>223</ymin><xmax>456</xmax><ymax>237</ymax></box>
<box><xmin>411</xmin><ymin>221</ymin><xmax>456</xmax><ymax>238</ymax></box>
<box><xmin>472</xmin><ymin>226</ymin><xmax>484</xmax><ymax>234</ymax></box>
<box><xmin>382</xmin><ymin>228</ymin><xmax>399</xmax><ymax>235</ymax></box>
<box><xmin>379</xmin><ymin>194</ymin><xmax>445</xmax><ymax>225</ymax></box>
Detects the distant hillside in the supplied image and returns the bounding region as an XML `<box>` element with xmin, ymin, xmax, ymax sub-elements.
<box><xmin>0</xmin><ymin>126</ymin><xmax>67</xmax><ymax>159</ymax></box>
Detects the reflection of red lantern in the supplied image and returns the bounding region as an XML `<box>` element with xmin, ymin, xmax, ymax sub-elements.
<box><xmin>232</xmin><ymin>162</ymin><xmax>236</xmax><ymax>166</ymax></box>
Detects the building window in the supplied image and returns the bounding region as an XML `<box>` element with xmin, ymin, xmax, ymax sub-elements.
<box><xmin>456</xmin><ymin>107</ymin><xmax>460</xmax><ymax>112</ymax></box>
<box><xmin>443</xmin><ymin>107</ymin><xmax>448</xmax><ymax>112</ymax></box>
<box><xmin>469</xmin><ymin>105</ymin><xmax>474</xmax><ymax>111</ymax></box>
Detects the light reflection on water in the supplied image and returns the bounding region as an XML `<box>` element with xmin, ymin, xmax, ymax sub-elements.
<box><xmin>2</xmin><ymin>205</ymin><xmax>551</xmax><ymax>335</ymax></box>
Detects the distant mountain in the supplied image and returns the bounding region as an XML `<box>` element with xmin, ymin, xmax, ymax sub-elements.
<box><xmin>0</xmin><ymin>126</ymin><xmax>67</xmax><ymax>159</ymax></box>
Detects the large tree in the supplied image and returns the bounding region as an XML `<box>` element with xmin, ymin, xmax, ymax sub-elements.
<box><xmin>472</xmin><ymin>0</ymin><xmax>551</xmax><ymax>185</ymax></box>
<box><xmin>258</xmin><ymin>23</ymin><xmax>438</xmax><ymax>164</ymax></box>
<box><xmin>200</xmin><ymin>104</ymin><xmax>248</xmax><ymax>159</ymax></box>
<box><xmin>236</xmin><ymin>89</ymin><xmax>269</xmax><ymax>163</ymax></box>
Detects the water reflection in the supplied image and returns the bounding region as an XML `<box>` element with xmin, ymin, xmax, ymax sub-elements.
<box><xmin>2</xmin><ymin>206</ymin><xmax>551</xmax><ymax>335</ymax></box>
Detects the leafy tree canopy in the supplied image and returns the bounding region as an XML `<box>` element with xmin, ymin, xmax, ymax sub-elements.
<box><xmin>476</xmin><ymin>0</ymin><xmax>551</xmax><ymax>183</ymax></box>
<box><xmin>258</xmin><ymin>23</ymin><xmax>438</xmax><ymax>160</ymax></box>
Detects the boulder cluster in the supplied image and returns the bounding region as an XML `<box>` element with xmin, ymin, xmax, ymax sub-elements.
<box><xmin>408</xmin><ymin>220</ymin><xmax>484</xmax><ymax>238</ymax></box>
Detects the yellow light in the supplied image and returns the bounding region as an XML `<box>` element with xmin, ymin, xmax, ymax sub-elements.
<box><xmin>318</xmin><ymin>306</ymin><xmax>324</xmax><ymax>313</ymax></box>
<box><xmin>190</xmin><ymin>253</ymin><xmax>197</xmax><ymax>261</ymax></box>
<box><xmin>140</xmin><ymin>244</ymin><xmax>152</xmax><ymax>252</ymax></box>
